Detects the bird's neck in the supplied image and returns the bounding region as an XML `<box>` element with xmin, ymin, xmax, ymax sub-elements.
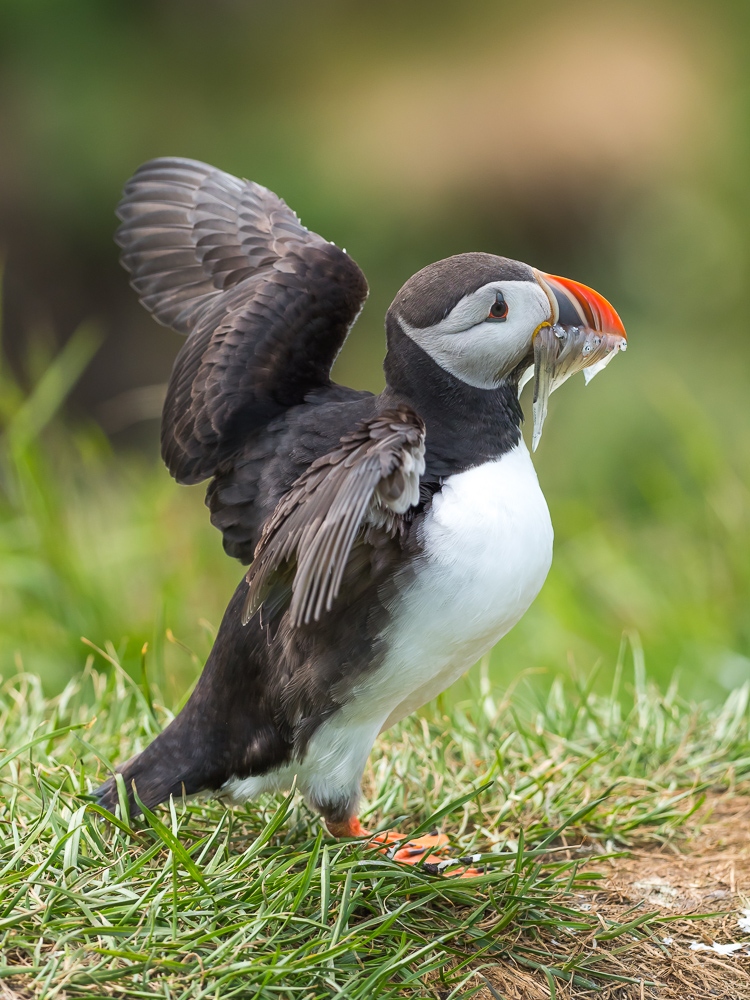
<box><xmin>381</xmin><ymin>321</ymin><xmax>524</xmax><ymax>480</ymax></box>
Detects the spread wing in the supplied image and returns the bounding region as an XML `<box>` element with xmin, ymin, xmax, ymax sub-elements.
<box><xmin>243</xmin><ymin>407</ymin><xmax>426</xmax><ymax>628</ymax></box>
<box><xmin>115</xmin><ymin>157</ymin><xmax>369</xmax><ymax>484</ymax></box>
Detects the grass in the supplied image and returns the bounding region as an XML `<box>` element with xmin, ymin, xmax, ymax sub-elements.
<box><xmin>0</xmin><ymin>321</ymin><xmax>239</xmax><ymax>698</ymax></box>
<box><xmin>2</xmin><ymin>643</ymin><xmax>750</xmax><ymax>999</ymax></box>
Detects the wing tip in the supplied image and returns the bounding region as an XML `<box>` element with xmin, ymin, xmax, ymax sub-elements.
<box><xmin>241</xmin><ymin>588</ymin><xmax>256</xmax><ymax>626</ymax></box>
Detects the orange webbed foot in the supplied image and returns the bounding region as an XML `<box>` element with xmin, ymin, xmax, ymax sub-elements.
<box><xmin>390</xmin><ymin>833</ymin><xmax>450</xmax><ymax>866</ymax></box>
<box><xmin>326</xmin><ymin>819</ymin><xmax>488</xmax><ymax>878</ymax></box>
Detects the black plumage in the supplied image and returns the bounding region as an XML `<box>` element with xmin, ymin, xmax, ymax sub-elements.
<box><xmin>96</xmin><ymin>158</ymin><xmax>538</xmax><ymax>825</ymax></box>
<box><xmin>116</xmin><ymin>158</ymin><xmax>369</xmax><ymax>486</ymax></box>
<box><xmin>243</xmin><ymin>405</ymin><xmax>425</xmax><ymax>629</ymax></box>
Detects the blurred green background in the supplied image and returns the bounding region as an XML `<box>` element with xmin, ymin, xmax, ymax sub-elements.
<box><xmin>1</xmin><ymin>0</ymin><xmax>748</xmax><ymax>702</ymax></box>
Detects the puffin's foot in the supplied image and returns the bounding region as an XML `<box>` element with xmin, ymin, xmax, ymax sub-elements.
<box><xmin>325</xmin><ymin>818</ymin><xmax>483</xmax><ymax>876</ymax></box>
<box><xmin>325</xmin><ymin>817</ymin><xmax>442</xmax><ymax>857</ymax></box>
<box><xmin>389</xmin><ymin>832</ymin><xmax>450</xmax><ymax>866</ymax></box>
<box><xmin>391</xmin><ymin>837</ymin><xmax>485</xmax><ymax>877</ymax></box>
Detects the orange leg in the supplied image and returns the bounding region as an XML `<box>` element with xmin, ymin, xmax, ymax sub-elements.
<box><xmin>325</xmin><ymin>816</ymin><xmax>372</xmax><ymax>839</ymax></box>
<box><xmin>325</xmin><ymin>816</ymin><xmax>410</xmax><ymax>848</ymax></box>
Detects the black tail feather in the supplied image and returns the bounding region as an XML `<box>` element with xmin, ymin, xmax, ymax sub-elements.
<box><xmin>93</xmin><ymin>578</ymin><xmax>295</xmax><ymax>820</ymax></box>
<box><xmin>93</xmin><ymin>720</ymin><xmax>211</xmax><ymax>818</ymax></box>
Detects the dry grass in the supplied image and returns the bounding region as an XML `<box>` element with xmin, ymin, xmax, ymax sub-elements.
<box><xmin>463</xmin><ymin>794</ymin><xmax>750</xmax><ymax>1000</ymax></box>
<box><xmin>4</xmin><ymin>659</ymin><xmax>750</xmax><ymax>998</ymax></box>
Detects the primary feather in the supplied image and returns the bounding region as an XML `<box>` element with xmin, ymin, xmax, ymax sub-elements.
<box><xmin>115</xmin><ymin>157</ymin><xmax>369</xmax><ymax>485</ymax></box>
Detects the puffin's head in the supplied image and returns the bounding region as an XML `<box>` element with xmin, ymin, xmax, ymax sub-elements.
<box><xmin>386</xmin><ymin>252</ymin><xmax>626</xmax><ymax>449</ymax></box>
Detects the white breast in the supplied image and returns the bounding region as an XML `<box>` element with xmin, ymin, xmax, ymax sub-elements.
<box><xmin>372</xmin><ymin>439</ymin><xmax>553</xmax><ymax>729</ymax></box>
<box><xmin>220</xmin><ymin>441</ymin><xmax>553</xmax><ymax>810</ymax></box>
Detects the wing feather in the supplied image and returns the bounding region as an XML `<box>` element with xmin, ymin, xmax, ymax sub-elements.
<box><xmin>115</xmin><ymin>157</ymin><xmax>368</xmax><ymax>484</ymax></box>
<box><xmin>243</xmin><ymin>407</ymin><xmax>426</xmax><ymax>628</ymax></box>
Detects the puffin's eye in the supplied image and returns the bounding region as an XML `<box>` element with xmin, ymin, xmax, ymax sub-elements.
<box><xmin>488</xmin><ymin>291</ymin><xmax>508</xmax><ymax>322</ymax></box>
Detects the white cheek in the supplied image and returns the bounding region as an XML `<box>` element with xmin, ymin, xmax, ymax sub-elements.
<box><xmin>404</xmin><ymin>314</ymin><xmax>540</xmax><ymax>390</ymax></box>
<box><xmin>447</xmin><ymin>320</ymin><xmax>532</xmax><ymax>388</ymax></box>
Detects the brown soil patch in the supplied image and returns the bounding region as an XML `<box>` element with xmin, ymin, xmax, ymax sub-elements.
<box><xmin>0</xmin><ymin>980</ymin><xmax>33</xmax><ymax>1000</ymax></box>
<box><xmin>469</xmin><ymin>794</ymin><xmax>750</xmax><ymax>1000</ymax></box>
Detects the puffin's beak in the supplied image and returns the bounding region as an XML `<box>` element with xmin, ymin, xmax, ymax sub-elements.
<box><xmin>530</xmin><ymin>271</ymin><xmax>627</xmax><ymax>451</ymax></box>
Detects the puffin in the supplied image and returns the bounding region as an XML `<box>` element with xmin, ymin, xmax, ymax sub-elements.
<box><xmin>96</xmin><ymin>157</ymin><xmax>626</xmax><ymax>854</ymax></box>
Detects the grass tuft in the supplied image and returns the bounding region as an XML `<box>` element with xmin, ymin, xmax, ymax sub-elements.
<box><xmin>1</xmin><ymin>645</ymin><xmax>749</xmax><ymax>998</ymax></box>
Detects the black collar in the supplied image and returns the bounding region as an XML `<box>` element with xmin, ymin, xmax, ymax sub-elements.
<box><xmin>380</xmin><ymin>318</ymin><xmax>523</xmax><ymax>480</ymax></box>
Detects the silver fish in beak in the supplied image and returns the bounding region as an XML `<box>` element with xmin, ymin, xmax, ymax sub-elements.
<box><xmin>530</xmin><ymin>271</ymin><xmax>627</xmax><ymax>451</ymax></box>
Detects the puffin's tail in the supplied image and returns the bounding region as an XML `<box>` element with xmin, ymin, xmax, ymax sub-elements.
<box><xmin>94</xmin><ymin>714</ymin><xmax>213</xmax><ymax>819</ymax></box>
<box><xmin>94</xmin><ymin>578</ymin><xmax>292</xmax><ymax>820</ymax></box>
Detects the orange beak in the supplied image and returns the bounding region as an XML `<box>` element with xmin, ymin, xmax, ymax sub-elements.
<box><xmin>538</xmin><ymin>272</ymin><xmax>627</xmax><ymax>341</ymax></box>
<box><xmin>529</xmin><ymin>271</ymin><xmax>627</xmax><ymax>451</ymax></box>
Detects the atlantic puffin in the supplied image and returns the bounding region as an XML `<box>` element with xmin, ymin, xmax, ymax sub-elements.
<box><xmin>96</xmin><ymin>158</ymin><xmax>626</xmax><ymax>851</ymax></box>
